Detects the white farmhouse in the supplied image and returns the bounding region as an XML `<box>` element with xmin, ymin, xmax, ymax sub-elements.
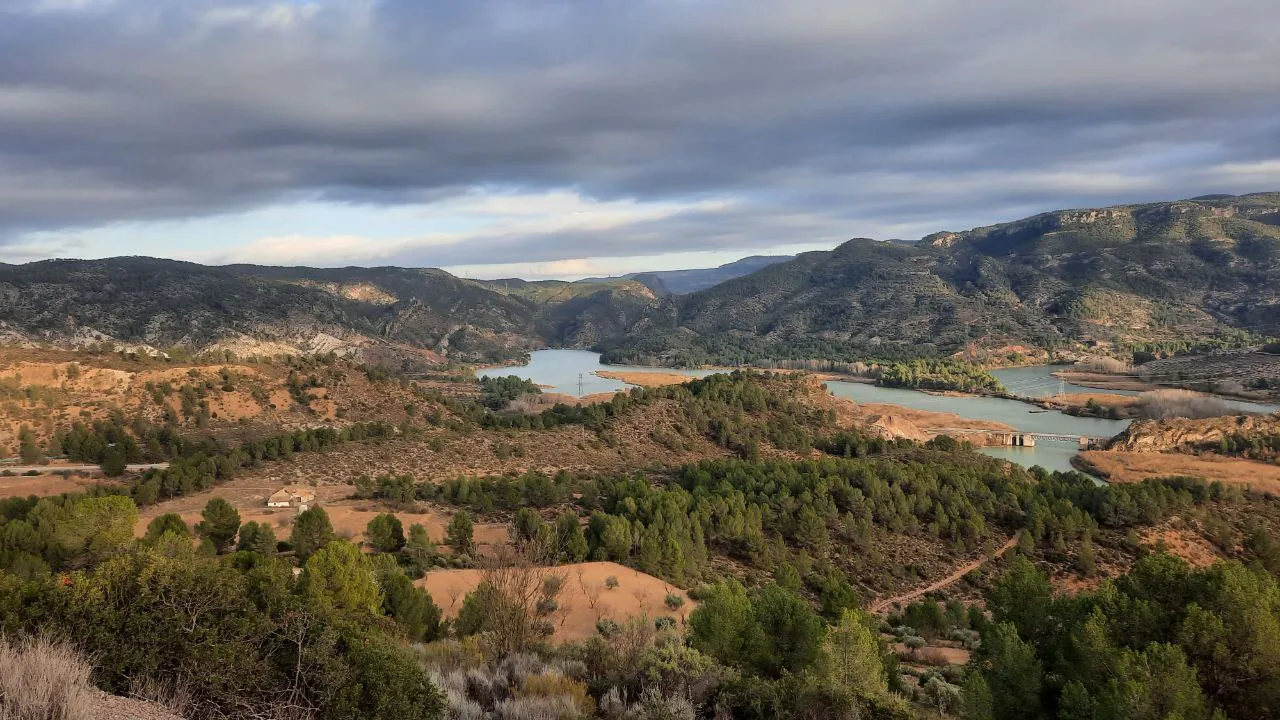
<box><xmin>267</xmin><ymin>486</ymin><xmax>315</xmax><ymax>510</ymax></box>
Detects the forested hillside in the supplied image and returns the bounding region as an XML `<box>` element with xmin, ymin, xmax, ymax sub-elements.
<box><xmin>1</xmin><ymin>194</ymin><xmax>1277</xmax><ymax>371</ymax></box>
<box><xmin>604</xmin><ymin>193</ymin><xmax>1280</xmax><ymax>366</ymax></box>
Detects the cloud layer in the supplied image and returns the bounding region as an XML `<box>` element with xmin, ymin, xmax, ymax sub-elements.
<box><xmin>2</xmin><ymin>0</ymin><xmax>1279</xmax><ymax>269</ymax></box>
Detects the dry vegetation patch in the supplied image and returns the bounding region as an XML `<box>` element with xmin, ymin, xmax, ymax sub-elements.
<box><xmin>593</xmin><ymin>370</ymin><xmax>693</xmax><ymax>387</ymax></box>
<box><xmin>1141</xmin><ymin>527</ymin><xmax>1223</xmax><ymax>568</ymax></box>
<box><xmin>0</xmin><ymin>348</ymin><xmax>426</xmax><ymax>455</ymax></box>
<box><xmin>0</xmin><ymin>473</ymin><xmax>98</xmax><ymax>499</ymax></box>
<box><xmin>418</xmin><ymin>561</ymin><xmax>695</xmax><ymax>641</ymax></box>
<box><xmin>0</xmin><ymin>636</ymin><xmax>95</xmax><ymax>720</ymax></box>
<box><xmin>1077</xmin><ymin>450</ymin><xmax>1280</xmax><ymax>492</ymax></box>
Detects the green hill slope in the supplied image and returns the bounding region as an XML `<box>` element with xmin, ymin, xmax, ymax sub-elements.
<box><xmin>604</xmin><ymin>193</ymin><xmax>1280</xmax><ymax>366</ymax></box>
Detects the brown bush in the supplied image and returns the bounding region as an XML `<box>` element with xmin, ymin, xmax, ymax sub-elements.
<box><xmin>0</xmin><ymin>636</ymin><xmax>95</xmax><ymax>720</ymax></box>
<box><xmin>913</xmin><ymin>647</ymin><xmax>954</xmax><ymax>667</ymax></box>
<box><xmin>1133</xmin><ymin>389</ymin><xmax>1234</xmax><ymax>420</ymax></box>
<box><xmin>1075</xmin><ymin>357</ymin><xmax>1133</xmax><ymax>374</ymax></box>
<box><xmin>516</xmin><ymin>674</ymin><xmax>595</xmax><ymax>716</ymax></box>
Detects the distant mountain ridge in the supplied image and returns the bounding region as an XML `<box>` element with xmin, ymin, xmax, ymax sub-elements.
<box><xmin>581</xmin><ymin>255</ymin><xmax>794</xmax><ymax>295</ymax></box>
<box><xmin>1</xmin><ymin>193</ymin><xmax>1277</xmax><ymax>368</ymax></box>
<box><xmin>601</xmin><ymin>192</ymin><xmax>1280</xmax><ymax>365</ymax></box>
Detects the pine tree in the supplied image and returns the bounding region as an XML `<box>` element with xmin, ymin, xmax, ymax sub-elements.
<box><xmin>445</xmin><ymin>511</ymin><xmax>475</xmax><ymax>555</ymax></box>
<box><xmin>555</xmin><ymin>511</ymin><xmax>588</xmax><ymax>562</ymax></box>
<box><xmin>291</xmin><ymin>506</ymin><xmax>335</xmax><ymax>561</ymax></box>
<box><xmin>366</xmin><ymin>513</ymin><xmax>406</xmax><ymax>553</ymax></box>
<box><xmin>404</xmin><ymin>523</ymin><xmax>437</xmax><ymax>568</ymax></box>
<box><xmin>236</xmin><ymin>521</ymin><xmax>277</xmax><ymax>554</ymax></box>
<box><xmin>194</xmin><ymin>498</ymin><xmax>241</xmax><ymax>553</ymax></box>
<box><xmin>1077</xmin><ymin>531</ymin><xmax>1097</xmax><ymax>577</ymax></box>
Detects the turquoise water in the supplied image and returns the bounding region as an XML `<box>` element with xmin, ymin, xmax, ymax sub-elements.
<box><xmin>991</xmin><ymin>365</ymin><xmax>1141</xmax><ymax>397</ymax></box>
<box><xmin>992</xmin><ymin>365</ymin><xmax>1279</xmax><ymax>414</ymax></box>
<box><xmin>480</xmin><ymin>352</ymin><xmax>1274</xmax><ymax>476</ymax></box>
<box><xmin>476</xmin><ymin>349</ymin><xmax>713</xmax><ymax>397</ymax></box>
<box><xmin>822</xmin><ymin>380</ymin><xmax>1128</xmax><ymax>475</ymax></box>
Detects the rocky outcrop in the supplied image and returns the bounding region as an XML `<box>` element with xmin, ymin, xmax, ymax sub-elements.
<box><xmin>1106</xmin><ymin>414</ymin><xmax>1280</xmax><ymax>453</ymax></box>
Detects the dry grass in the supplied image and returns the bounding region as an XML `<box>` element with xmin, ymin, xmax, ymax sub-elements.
<box><xmin>0</xmin><ymin>636</ymin><xmax>94</xmax><ymax>720</ymax></box>
<box><xmin>1078</xmin><ymin>450</ymin><xmax>1280</xmax><ymax>492</ymax></box>
<box><xmin>1132</xmin><ymin>389</ymin><xmax>1235</xmax><ymax>420</ymax></box>
<box><xmin>593</xmin><ymin>370</ymin><xmax>693</xmax><ymax>388</ymax></box>
<box><xmin>418</xmin><ymin>562</ymin><xmax>694</xmax><ymax>641</ymax></box>
<box><xmin>1073</xmin><ymin>357</ymin><xmax>1134</xmax><ymax>374</ymax></box>
<box><xmin>911</xmin><ymin>646</ymin><xmax>969</xmax><ymax>667</ymax></box>
<box><xmin>0</xmin><ymin>474</ymin><xmax>98</xmax><ymax>500</ymax></box>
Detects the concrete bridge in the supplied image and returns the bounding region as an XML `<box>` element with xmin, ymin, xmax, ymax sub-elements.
<box><xmin>936</xmin><ymin>429</ymin><xmax>1110</xmax><ymax>448</ymax></box>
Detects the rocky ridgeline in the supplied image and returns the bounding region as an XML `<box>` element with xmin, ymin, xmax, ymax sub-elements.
<box><xmin>1107</xmin><ymin>413</ymin><xmax>1280</xmax><ymax>454</ymax></box>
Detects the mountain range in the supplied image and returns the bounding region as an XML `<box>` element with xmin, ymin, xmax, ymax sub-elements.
<box><xmin>1</xmin><ymin>192</ymin><xmax>1277</xmax><ymax>367</ymax></box>
<box><xmin>580</xmin><ymin>255</ymin><xmax>794</xmax><ymax>295</ymax></box>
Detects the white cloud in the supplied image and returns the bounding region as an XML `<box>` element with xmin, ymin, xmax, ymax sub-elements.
<box><xmin>199</xmin><ymin>3</ymin><xmax>320</xmax><ymax>32</ymax></box>
<box><xmin>195</xmin><ymin>190</ymin><xmax>740</xmax><ymax>267</ymax></box>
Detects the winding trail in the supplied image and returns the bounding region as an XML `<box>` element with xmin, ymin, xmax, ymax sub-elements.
<box><xmin>870</xmin><ymin>534</ymin><xmax>1020</xmax><ymax>613</ymax></box>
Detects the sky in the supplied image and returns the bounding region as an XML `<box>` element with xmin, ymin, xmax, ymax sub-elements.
<box><xmin>2</xmin><ymin>0</ymin><xmax>1279</xmax><ymax>280</ymax></box>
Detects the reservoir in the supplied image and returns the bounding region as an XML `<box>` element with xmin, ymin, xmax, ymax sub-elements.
<box><xmin>481</xmin><ymin>350</ymin><xmax>1133</xmax><ymax>474</ymax></box>
<box><xmin>822</xmin><ymin>380</ymin><xmax>1127</xmax><ymax>474</ymax></box>
<box><xmin>476</xmin><ymin>349</ymin><xmax>712</xmax><ymax>397</ymax></box>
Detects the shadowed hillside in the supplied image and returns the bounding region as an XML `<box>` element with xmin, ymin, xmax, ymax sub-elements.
<box><xmin>604</xmin><ymin>193</ymin><xmax>1280</xmax><ymax>366</ymax></box>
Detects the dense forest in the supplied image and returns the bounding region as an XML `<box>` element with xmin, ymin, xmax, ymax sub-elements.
<box><xmin>1</xmin><ymin>367</ymin><xmax>1278</xmax><ymax>718</ymax></box>
<box><xmin>3</xmin><ymin>444</ymin><xmax>1277</xmax><ymax>718</ymax></box>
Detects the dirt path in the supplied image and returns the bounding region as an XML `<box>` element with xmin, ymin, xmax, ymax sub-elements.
<box><xmin>871</xmin><ymin>534</ymin><xmax>1019</xmax><ymax>613</ymax></box>
<box><xmin>0</xmin><ymin>462</ymin><xmax>168</xmax><ymax>475</ymax></box>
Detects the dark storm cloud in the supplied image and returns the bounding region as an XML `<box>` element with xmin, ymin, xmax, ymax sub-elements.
<box><xmin>1</xmin><ymin>0</ymin><xmax>1279</xmax><ymax>263</ymax></box>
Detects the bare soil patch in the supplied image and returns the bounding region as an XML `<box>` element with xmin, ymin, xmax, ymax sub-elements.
<box><xmin>1078</xmin><ymin>450</ymin><xmax>1280</xmax><ymax>492</ymax></box>
<box><xmin>835</xmin><ymin>398</ymin><xmax>1015</xmax><ymax>446</ymax></box>
<box><xmin>1141</xmin><ymin>527</ymin><xmax>1222</xmax><ymax>568</ymax></box>
<box><xmin>0</xmin><ymin>473</ymin><xmax>98</xmax><ymax>499</ymax></box>
<box><xmin>417</xmin><ymin>561</ymin><xmax>695</xmax><ymax>641</ymax></box>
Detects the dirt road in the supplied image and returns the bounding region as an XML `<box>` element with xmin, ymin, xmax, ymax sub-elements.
<box><xmin>0</xmin><ymin>462</ymin><xmax>169</xmax><ymax>475</ymax></box>
<box><xmin>871</xmin><ymin>534</ymin><xmax>1020</xmax><ymax>613</ymax></box>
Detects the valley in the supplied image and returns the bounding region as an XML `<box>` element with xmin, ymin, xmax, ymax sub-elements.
<box><xmin>0</xmin><ymin>193</ymin><xmax>1279</xmax><ymax>720</ymax></box>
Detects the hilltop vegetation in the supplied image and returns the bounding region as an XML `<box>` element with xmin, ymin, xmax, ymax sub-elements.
<box><xmin>0</xmin><ymin>354</ymin><xmax>1279</xmax><ymax>718</ymax></box>
<box><xmin>604</xmin><ymin>192</ymin><xmax>1280</xmax><ymax>367</ymax></box>
<box><xmin>0</xmin><ymin>347</ymin><xmax>426</xmax><ymax>458</ymax></box>
<box><xmin>0</xmin><ymin>194</ymin><xmax>1276</xmax><ymax>376</ymax></box>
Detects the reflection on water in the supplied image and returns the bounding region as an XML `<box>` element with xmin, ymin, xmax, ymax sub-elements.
<box><xmin>476</xmin><ymin>349</ymin><xmax>711</xmax><ymax>397</ymax></box>
<box><xmin>992</xmin><ymin>366</ymin><xmax>1280</xmax><ymax>414</ymax></box>
<box><xmin>823</xmin><ymin>380</ymin><xmax>1131</xmax><ymax>437</ymax></box>
<box><xmin>824</xmin><ymin>379</ymin><xmax>1129</xmax><ymax>475</ymax></box>
<box><xmin>977</xmin><ymin>444</ymin><xmax>1085</xmax><ymax>475</ymax></box>
<box><xmin>991</xmin><ymin>365</ymin><xmax>1141</xmax><ymax>398</ymax></box>
<box><xmin>477</xmin><ymin>352</ymin><xmax>1275</xmax><ymax>477</ymax></box>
